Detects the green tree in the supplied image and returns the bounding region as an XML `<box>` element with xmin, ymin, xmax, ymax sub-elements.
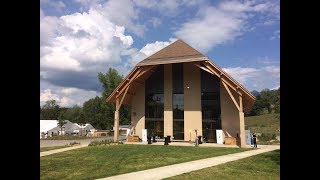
<box><xmin>59</xmin><ymin>105</ymin><xmax>82</xmax><ymax>122</ymax></box>
<box><xmin>250</xmin><ymin>88</ymin><xmax>280</xmax><ymax>115</ymax></box>
<box><xmin>40</xmin><ymin>106</ymin><xmax>44</xmax><ymax>119</ymax></box>
<box><xmin>274</xmin><ymin>87</ymin><xmax>280</xmax><ymax>113</ymax></box>
<box><xmin>58</xmin><ymin>107</ymin><xmax>69</xmax><ymax>119</ymax></box>
<box><xmin>82</xmin><ymin>96</ymin><xmax>106</xmax><ymax>129</ymax></box>
<box><xmin>57</xmin><ymin>118</ymin><xmax>67</xmax><ymax>136</ymax></box>
<box><xmin>98</xmin><ymin>68</ymin><xmax>131</xmax><ymax>129</ymax></box>
<box><xmin>41</xmin><ymin>100</ymin><xmax>61</xmax><ymax>119</ymax></box>
<box><xmin>98</xmin><ymin>68</ymin><xmax>123</xmax><ymax>99</ymax></box>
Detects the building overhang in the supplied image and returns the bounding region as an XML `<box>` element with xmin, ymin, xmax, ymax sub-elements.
<box><xmin>106</xmin><ymin>60</ymin><xmax>255</xmax><ymax>114</ymax></box>
<box><xmin>107</xmin><ymin>39</ymin><xmax>255</xmax><ymax>114</ymax></box>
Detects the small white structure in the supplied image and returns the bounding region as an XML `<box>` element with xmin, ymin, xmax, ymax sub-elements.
<box><xmin>216</xmin><ymin>129</ymin><xmax>225</xmax><ymax>144</ymax></box>
<box><xmin>40</xmin><ymin>120</ymin><xmax>95</xmax><ymax>139</ymax></box>
<box><xmin>40</xmin><ymin>120</ymin><xmax>58</xmax><ymax>139</ymax></box>
<box><xmin>245</xmin><ymin>130</ymin><xmax>252</xmax><ymax>145</ymax></box>
<box><xmin>142</xmin><ymin>129</ymin><xmax>147</xmax><ymax>142</ymax></box>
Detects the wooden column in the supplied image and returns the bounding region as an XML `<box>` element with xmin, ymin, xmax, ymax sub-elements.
<box><xmin>239</xmin><ymin>95</ymin><xmax>246</xmax><ymax>147</ymax></box>
<box><xmin>114</xmin><ymin>97</ymin><xmax>119</xmax><ymax>142</ymax></box>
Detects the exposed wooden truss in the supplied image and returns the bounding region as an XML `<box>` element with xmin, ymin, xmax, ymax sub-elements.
<box><xmin>221</xmin><ymin>81</ymin><xmax>240</xmax><ymax>111</ymax></box>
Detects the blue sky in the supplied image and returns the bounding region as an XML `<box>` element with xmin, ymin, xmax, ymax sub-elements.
<box><xmin>40</xmin><ymin>0</ymin><xmax>280</xmax><ymax>107</ymax></box>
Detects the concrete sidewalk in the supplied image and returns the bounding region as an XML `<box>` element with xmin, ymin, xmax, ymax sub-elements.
<box><xmin>40</xmin><ymin>144</ymin><xmax>88</xmax><ymax>157</ymax></box>
<box><xmin>97</xmin><ymin>145</ymin><xmax>280</xmax><ymax>180</ymax></box>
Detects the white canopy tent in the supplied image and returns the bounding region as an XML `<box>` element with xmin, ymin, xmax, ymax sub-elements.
<box><xmin>40</xmin><ymin>120</ymin><xmax>58</xmax><ymax>139</ymax></box>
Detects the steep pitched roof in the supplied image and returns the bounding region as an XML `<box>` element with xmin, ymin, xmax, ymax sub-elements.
<box><xmin>138</xmin><ymin>39</ymin><xmax>207</xmax><ymax>66</ymax></box>
<box><xmin>107</xmin><ymin>39</ymin><xmax>255</xmax><ymax>113</ymax></box>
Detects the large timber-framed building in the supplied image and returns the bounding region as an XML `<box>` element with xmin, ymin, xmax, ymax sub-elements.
<box><xmin>107</xmin><ymin>39</ymin><xmax>255</xmax><ymax>147</ymax></box>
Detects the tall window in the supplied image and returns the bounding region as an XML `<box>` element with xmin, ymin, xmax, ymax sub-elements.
<box><xmin>201</xmin><ymin>70</ymin><xmax>221</xmax><ymax>143</ymax></box>
<box><xmin>145</xmin><ymin>65</ymin><xmax>164</xmax><ymax>138</ymax></box>
<box><xmin>173</xmin><ymin>63</ymin><xmax>184</xmax><ymax>140</ymax></box>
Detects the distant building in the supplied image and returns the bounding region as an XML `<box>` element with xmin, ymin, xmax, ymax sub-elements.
<box><xmin>40</xmin><ymin>120</ymin><xmax>58</xmax><ymax>139</ymax></box>
<box><xmin>113</xmin><ymin>125</ymin><xmax>131</xmax><ymax>136</ymax></box>
<box><xmin>40</xmin><ymin>120</ymin><xmax>96</xmax><ymax>139</ymax></box>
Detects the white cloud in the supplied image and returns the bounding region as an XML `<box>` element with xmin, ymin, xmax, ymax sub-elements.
<box><xmin>40</xmin><ymin>1</ymin><xmax>142</xmax><ymax>104</ymax></box>
<box><xmin>133</xmin><ymin>0</ymin><xmax>178</xmax><ymax>13</ymax></box>
<box><xmin>174</xmin><ymin>0</ymin><xmax>280</xmax><ymax>52</ymax></box>
<box><xmin>263</xmin><ymin>66</ymin><xmax>280</xmax><ymax>77</ymax></box>
<box><xmin>40</xmin><ymin>71</ymin><xmax>48</xmax><ymax>79</ymax></box>
<box><xmin>40</xmin><ymin>0</ymin><xmax>66</xmax><ymax>12</ymax></box>
<box><xmin>40</xmin><ymin>11</ymin><xmax>60</xmax><ymax>46</ymax></box>
<box><xmin>40</xmin><ymin>87</ymin><xmax>99</xmax><ymax>107</ymax></box>
<box><xmin>133</xmin><ymin>0</ymin><xmax>204</xmax><ymax>15</ymax></box>
<box><xmin>61</xmin><ymin>88</ymin><xmax>80</xmax><ymax>95</ymax></box>
<box><xmin>129</xmin><ymin>38</ymin><xmax>177</xmax><ymax>65</ymax></box>
<box><xmin>40</xmin><ymin>7</ymin><xmax>133</xmax><ymax>71</ymax></box>
<box><xmin>270</xmin><ymin>30</ymin><xmax>280</xmax><ymax>40</ymax></box>
<box><xmin>149</xmin><ymin>17</ymin><xmax>162</xmax><ymax>28</ymax></box>
<box><xmin>222</xmin><ymin>65</ymin><xmax>280</xmax><ymax>91</ymax></box>
<box><xmin>40</xmin><ymin>89</ymin><xmax>60</xmax><ymax>103</ymax></box>
<box><xmin>271</xmin><ymin>85</ymin><xmax>280</xmax><ymax>90</ymax></box>
<box><xmin>140</xmin><ymin>39</ymin><xmax>174</xmax><ymax>56</ymax></box>
<box><xmin>97</xmin><ymin>0</ymin><xmax>145</xmax><ymax>36</ymax></box>
<box><xmin>223</xmin><ymin>67</ymin><xmax>259</xmax><ymax>84</ymax></box>
<box><xmin>257</xmin><ymin>56</ymin><xmax>279</xmax><ymax>65</ymax></box>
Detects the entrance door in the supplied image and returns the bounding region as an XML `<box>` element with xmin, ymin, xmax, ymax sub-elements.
<box><xmin>203</xmin><ymin>121</ymin><xmax>217</xmax><ymax>143</ymax></box>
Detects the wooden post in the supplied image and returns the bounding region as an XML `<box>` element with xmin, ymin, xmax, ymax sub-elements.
<box><xmin>114</xmin><ymin>97</ymin><xmax>120</xmax><ymax>142</ymax></box>
<box><xmin>239</xmin><ymin>95</ymin><xmax>246</xmax><ymax>147</ymax></box>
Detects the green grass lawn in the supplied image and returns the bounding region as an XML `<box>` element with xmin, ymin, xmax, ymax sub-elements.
<box><xmin>167</xmin><ymin>149</ymin><xmax>280</xmax><ymax>180</ymax></box>
<box><xmin>245</xmin><ymin>113</ymin><xmax>280</xmax><ymax>145</ymax></box>
<box><xmin>40</xmin><ymin>145</ymin><xmax>71</xmax><ymax>152</ymax></box>
<box><xmin>245</xmin><ymin>113</ymin><xmax>280</xmax><ymax>136</ymax></box>
<box><xmin>40</xmin><ymin>145</ymin><xmax>250</xmax><ymax>179</ymax></box>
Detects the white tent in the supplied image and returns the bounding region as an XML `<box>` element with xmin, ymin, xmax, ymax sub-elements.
<box><xmin>40</xmin><ymin>120</ymin><xmax>58</xmax><ymax>139</ymax></box>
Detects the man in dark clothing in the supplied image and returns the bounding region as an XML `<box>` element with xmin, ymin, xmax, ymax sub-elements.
<box><xmin>253</xmin><ymin>133</ymin><xmax>257</xmax><ymax>148</ymax></box>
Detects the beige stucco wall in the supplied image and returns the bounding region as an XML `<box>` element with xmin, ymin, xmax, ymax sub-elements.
<box><xmin>131</xmin><ymin>84</ymin><xmax>145</xmax><ymax>138</ymax></box>
<box><xmin>184</xmin><ymin>63</ymin><xmax>202</xmax><ymax>141</ymax></box>
<box><xmin>164</xmin><ymin>64</ymin><xmax>173</xmax><ymax>138</ymax></box>
<box><xmin>220</xmin><ymin>81</ymin><xmax>240</xmax><ymax>138</ymax></box>
<box><xmin>129</xmin><ymin>63</ymin><xmax>244</xmax><ymax>145</ymax></box>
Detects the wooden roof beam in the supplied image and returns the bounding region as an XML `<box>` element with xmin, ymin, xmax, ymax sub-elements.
<box><xmin>193</xmin><ymin>63</ymin><xmax>214</xmax><ymax>75</ymax></box>
<box><xmin>222</xmin><ymin>81</ymin><xmax>240</xmax><ymax>111</ymax></box>
<box><xmin>201</xmin><ymin>62</ymin><xmax>242</xmax><ymax>96</ymax></box>
<box><xmin>116</xmin><ymin>68</ymin><xmax>142</xmax><ymax>98</ymax></box>
<box><xmin>117</xmin><ymin>85</ymin><xmax>130</xmax><ymax>111</ymax></box>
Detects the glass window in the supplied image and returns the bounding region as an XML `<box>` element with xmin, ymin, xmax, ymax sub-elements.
<box><xmin>201</xmin><ymin>70</ymin><xmax>221</xmax><ymax>143</ymax></box>
<box><xmin>173</xmin><ymin>63</ymin><xmax>184</xmax><ymax>140</ymax></box>
<box><xmin>145</xmin><ymin>65</ymin><xmax>164</xmax><ymax>138</ymax></box>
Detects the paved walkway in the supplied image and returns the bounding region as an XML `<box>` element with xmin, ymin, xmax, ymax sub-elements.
<box><xmin>96</xmin><ymin>145</ymin><xmax>280</xmax><ymax>180</ymax></box>
<box><xmin>40</xmin><ymin>144</ymin><xmax>88</xmax><ymax>157</ymax></box>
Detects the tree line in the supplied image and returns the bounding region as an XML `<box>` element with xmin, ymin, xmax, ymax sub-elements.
<box><xmin>40</xmin><ymin>68</ymin><xmax>130</xmax><ymax>130</ymax></box>
<box><xmin>249</xmin><ymin>88</ymin><xmax>280</xmax><ymax>116</ymax></box>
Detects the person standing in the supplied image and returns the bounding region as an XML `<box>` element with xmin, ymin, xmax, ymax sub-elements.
<box><xmin>253</xmin><ymin>133</ymin><xmax>257</xmax><ymax>148</ymax></box>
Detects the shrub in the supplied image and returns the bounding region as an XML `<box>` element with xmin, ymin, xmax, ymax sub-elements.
<box><xmin>258</xmin><ymin>133</ymin><xmax>277</xmax><ymax>141</ymax></box>
<box><xmin>69</xmin><ymin>141</ymin><xmax>80</xmax><ymax>146</ymax></box>
<box><xmin>88</xmin><ymin>141</ymin><xmax>100</xmax><ymax>146</ymax></box>
<box><xmin>88</xmin><ymin>139</ymin><xmax>114</xmax><ymax>146</ymax></box>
